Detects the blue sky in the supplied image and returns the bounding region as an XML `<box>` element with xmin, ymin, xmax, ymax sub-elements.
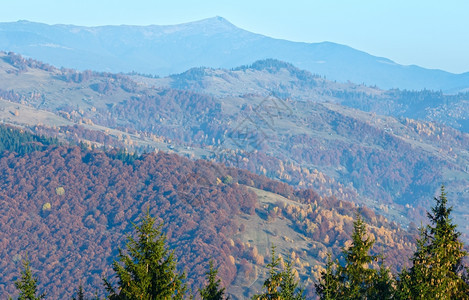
<box><xmin>1</xmin><ymin>0</ymin><xmax>468</xmax><ymax>74</ymax></box>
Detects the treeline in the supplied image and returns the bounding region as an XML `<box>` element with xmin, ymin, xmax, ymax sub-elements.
<box><xmin>3</xmin><ymin>51</ymin><xmax>56</xmax><ymax>73</ymax></box>
<box><xmin>12</xmin><ymin>187</ymin><xmax>469</xmax><ymax>299</ymax></box>
<box><xmin>93</xmin><ymin>84</ymin><xmax>449</xmax><ymax>208</ymax></box>
<box><xmin>0</xmin><ymin>125</ymin><xmax>58</xmax><ymax>154</ymax></box>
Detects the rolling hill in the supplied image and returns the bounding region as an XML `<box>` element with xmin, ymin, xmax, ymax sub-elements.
<box><xmin>0</xmin><ymin>52</ymin><xmax>468</xmax><ymax>242</ymax></box>
<box><xmin>144</xmin><ymin>59</ymin><xmax>469</xmax><ymax>133</ymax></box>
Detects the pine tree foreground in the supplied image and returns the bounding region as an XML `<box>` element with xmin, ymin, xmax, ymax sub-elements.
<box><xmin>252</xmin><ymin>246</ymin><xmax>305</xmax><ymax>300</ymax></box>
<box><xmin>71</xmin><ymin>285</ymin><xmax>90</xmax><ymax>300</ymax></box>
<box><xmin>315</xmin><ymin>213</ymin><xmax>393</xmax><ymax>299</ymax></box>
<box><xmin>9</xmin><ymin>187</ymin><xmax>469</xmax><ymax>299</ymax></box>
<box><xmin>199</xmin><ymin>260</ymin><xmax>227</xmax><ymax>300</ymax></box>
<box><xmin>316</xmin><ymin>186</ymin><xmax>469</xmax><ymax>299</ymax></box>
<box><xmin>397</xmin><ymin>186</ymin><xmax>469</xmax><ymax>299</ymax></box>
<box><xmin>103</xmin><ymin>211</ymin><xmax>186</xmax><ymax>299</ymax></box>
<box><xmin>13</xmin><ymin>258</ymin><xmax>46</xmax><ymax>300</ymax></box>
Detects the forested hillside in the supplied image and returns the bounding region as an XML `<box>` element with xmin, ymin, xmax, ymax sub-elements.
<box><xmin>1</xmin><ymin>52</ymin><xmax>469</xmax><ymax>239</ymax></box>
<box><xmin>0</xmin><ymin>125</ymin><xmax>417</xmax><ymax>298</ymax></box>
<box><xmin>147</xmin><ymin>59</ymin><xmax>469</xmax><ymax>133</ymax></box>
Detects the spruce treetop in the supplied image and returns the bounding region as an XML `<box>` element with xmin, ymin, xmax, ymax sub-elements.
<box><xmin>104</xmin><ymin>211</ymin><xmax>186</xmax><ymax>300</ymax></box>
<box><xmin>15</xmin><ymin>258</ymin><xmax>45</xmax><ymax>300</ymax></box>
<box><xmin>199</xmin><ymin>260</ymin><xmax>226</xmax><ymax>300</ymax></box>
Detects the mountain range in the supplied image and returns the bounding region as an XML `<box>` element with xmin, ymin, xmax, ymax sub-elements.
<box><xmin>1</xmin><ymin>17</ymin><xmax>468</xmax><ymax>92</ymax></box>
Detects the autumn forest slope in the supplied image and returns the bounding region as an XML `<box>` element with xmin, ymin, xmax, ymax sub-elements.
<box><xmin>0</xmin><ymin>52</ymin><xmax>468</xmax><ymax>238</ymax></box>
<box><xmin>0</xmin><ymin>126</ymin><xmax>417</xmax><ymax>298</ymax></box>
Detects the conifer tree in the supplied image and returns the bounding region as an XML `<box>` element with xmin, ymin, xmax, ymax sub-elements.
<box><xmin>252</xmin><ymin>246</ymin><xmax>284</xmax><ymax>300</ymax></box>
<box><xmin>395</xmin><ymin>268</ymin><xmax>412</xmax><ymax>300</ymax></box>
<box><xmin>199</xmin><ymin>260</ymin><xmax>227</xmax><ymax>300</ymax></box>
<box><xmin>396</xmin><ymin>226</ymin><xmax>431</xmax><ymax>299</ymax></box>
<box><xmin>252</xmin><ymin>246</ymin><xmax>305</xmax><ymax>300</ymax></box>
<box><xmin>339</xmin><ymin>213</ymin><xmax>379</xmax><ymax>299</ymax></box>
<box><xmin>427</xmin><ymin>186</ymin><xmax>468</xmax><ymax>297</ymax></box>
<box><xmin>315</xmin><ymin>254</ymin><xmax>341</xmax><ymax>300</ymax></box>
<box><xmin>397</xmin><ymin>186</ymin><xmax>469</xmax><ymax>299</ymax></box>
<box><xmin>280</xmin><ymin>261</ymin><xmax>305</xmax><ymax>300</ymax></box>
<box><xmin>316</xmin><ymin>213</ymin><xmax>395</xmax><ymax>299</ymax></box>
<box><xmin>104</xmin><ymin>211</ymin><xmax>186</xmax><ymax>299</ymax></box>
<box><xmin>72</xmin><ymin>285</ymin><xmax>85</xmax><ymax>300</ymax></box>
<box><xmin>368</xmin><ymin>257</ymin><xmax>395</xmax><ymax>300</ymax></box>
<box><xmin>14</xmin><ymin>258</ymin><xmax>45</xmax><ymax>300</ymax></box>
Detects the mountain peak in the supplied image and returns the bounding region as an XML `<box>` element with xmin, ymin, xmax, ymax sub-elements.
<box><xmin>202</xmin><ymin>16</ymin><xmax>234</xmax><ymax>25</ymax></box>
<box><xmin>210</xmin><ymin>16</ymin><xmax>232</xmax><ymax>24</ymax></box>
<box><xmin>183</xmin><ymin>16</ymin><xmax>238</xmax><ymax>31</ymax></box>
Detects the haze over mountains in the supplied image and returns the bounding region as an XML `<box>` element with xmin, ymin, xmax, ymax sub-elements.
<box><xmin>1</xmin><ymin>17</ymin><xmax>469</xmax><ymax>92</ymax></box>
<box><xmin>1</xmin><ymin>16</ymin><xmax>469</xmax><ymax>298</ymax></box>
<box><xmin>152</xmin><ymin>59</ymin><xmax>469</xmax><ymax>133</ymax></box>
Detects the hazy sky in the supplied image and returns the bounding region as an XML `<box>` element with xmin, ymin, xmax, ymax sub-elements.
<box><xmin>1</xmin><ymin>0</ymin><xmax>468</xmax><ymax>74</ymax></box>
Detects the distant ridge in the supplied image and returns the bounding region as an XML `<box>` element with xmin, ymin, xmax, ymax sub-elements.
<box><xmin>0</xmin><ymin>17</ymin><xmax>468</xmax><ymax>91</ymax></box>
